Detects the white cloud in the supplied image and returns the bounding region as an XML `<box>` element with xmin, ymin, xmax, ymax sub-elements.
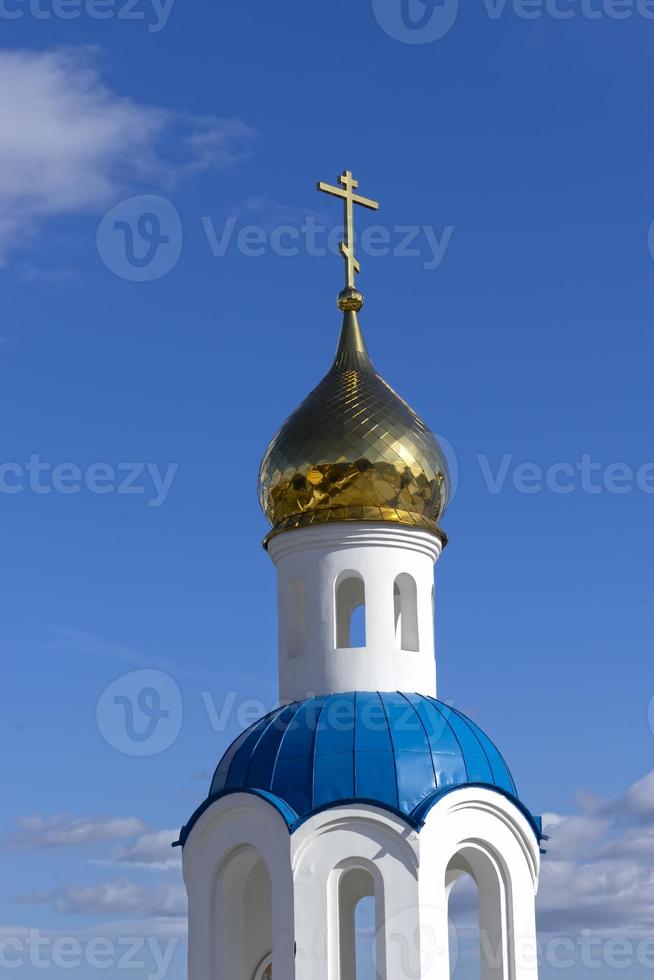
<box><xmin>21</xmin><ymin>881</ymin><xmax>187</xmax><ymax>918</ymax></box>
<box><xmin>538</xmin><ymin>770</ymin><xmax>654</xmax><ymax>938</ymax></box>
<box><xmin>7</xmin><ymin>813</ymin><xmax>187</xmax><ymax>944</ymax></box>
<box><xmin>5</xmin><ymin>814</ymin><xmax>147</xmax><ymax>852</ymax></box>
<box><xmin>181</xmin><ymin>117</ymin><xmax>255</xmax><ymax>174</ymax></box>
<box><xmin>0</xmin><ymin>918</ymin><xmax>187</xmax><ymax>942</ymax></box>
<box><xmin>598</xmin><ymin>824</ymin><xmax>654</xmax><ymax>860</ymax></box>
<box><xmin>538</xmin><ymin>855</ymin><xmax>654</xmax><ymax>937</ymax></box>
<box><xmin>233</xmin><ymin>196</ymin><xmax>331</xmax><ymax>231</ymax></box>
<box><xmin>540</xmin><ymin>813</ymin><xmax>612</xmax><ymax>861</ymax></box>
<box><xmin>114</xmin><ymin>829</ymin><xmax>181</xmax><ymax>870</ymax></box>
<box><xmin>5</xmin><ymin>811</ymin><xmax>180</xmax><ymax>870</ymax></box>
<box><xmin>0</xmin><ymin>47</ymin><xmax>255</xmax><ymax>262</ymax></box>
<box><xmin>577</xmin><ymin>770</ymin><xmax>654</xmax><ymax>823</ymax></box>
<box><xmin>90</xmin><ymin>916</ymin><xmax>187</xmax><ymax>940</ymax></box>
<box><xmin>623</xmin><ymin>771</ymin><xmax>654</xmax><ymax>821</ymax></box>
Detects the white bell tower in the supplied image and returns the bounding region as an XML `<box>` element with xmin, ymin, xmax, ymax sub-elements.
<box><xmin>269</xmin><ymin>522</ymin><xmax>442</xmax><ymax>702</ymax></box>
<box><xmin>180</xmin><ymin>170</ymin><xmax>543</xmax><ymax>980</ymax></box>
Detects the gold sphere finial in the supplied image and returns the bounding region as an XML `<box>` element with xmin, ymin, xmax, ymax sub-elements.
<box><xmin>337</xmin><ymin>286</ymin><xmax>364</xmax><ymax>312</ymax></box>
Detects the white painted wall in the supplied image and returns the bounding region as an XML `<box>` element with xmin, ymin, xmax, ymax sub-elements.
<box><xmin>183</xmin><ymin>790</ymin><xmax>540</xmax><ymax>980</ymax></box>
<box><xmin>267</xmin><ymin>523</ymin><xmax>444</xmax><ymax>701</ymax></box>
<box><xmin>183</xmin><ymin>794</ymin><xmax>295</xmax><ymax>980</ymax></box>
<box><xmin>418</xmin><ymin>787</ymin><xmax>541</xmax><ymax>980</ymax></box>
<box><xmin>291</xmin><ymin>806</ymin><xmax>421</xmax><ymax>980</ymax></box>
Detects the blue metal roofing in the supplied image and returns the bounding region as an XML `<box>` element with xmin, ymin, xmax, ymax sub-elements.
<box><xmin>180</xmin><ymin>692</ymin><xmax>542</xmax><ymax>844</ymax></box>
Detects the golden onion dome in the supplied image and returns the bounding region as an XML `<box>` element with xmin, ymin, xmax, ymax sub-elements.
<box><xmin>258</xmin><ymin>308</ymin><xmax>450</xmax><ymax>543</ymax></box>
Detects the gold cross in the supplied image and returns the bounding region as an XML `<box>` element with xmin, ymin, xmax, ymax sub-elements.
<box><xmin>317</xmin><ymin>170</ymin><xmax>380</xmax><ymax>291</ymax></box>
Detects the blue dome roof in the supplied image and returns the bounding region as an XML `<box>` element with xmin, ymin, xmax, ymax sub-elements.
<box><xmin>180</xmin><ymin>693</ymin><xmax>542</xmax><ymax>843</ymax></box>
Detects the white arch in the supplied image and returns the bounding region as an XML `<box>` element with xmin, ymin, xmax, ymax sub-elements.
<box><xmin>446</xmin><ymin>842</ymin><xmax>510</xmax><ymax>980</ymax></box>
<box><xmin>394</xmin><ymin>572</ymin><xmax>420</xmax><ymax>651</ymax></box>
<box><xmin>291</xmin><ymin>804</ymin><xmax>421</xmax><ymax>980</ymax></box>
<box><xmin>334</xmin><ymin>571</ymin><xmax>366</xmax><ymax>649</ymax></box>
<box><xmin>330</xmin><ymin>857</ymin><xmax>384</xmax><ymax>980</ymax></box>
<box><xmin>215</xmin><ymin>844</ymin><xmax>272</xmax><ymax>979</ymax></box>
<box><xmin>287</xmin><ymin>576</ymin><xmax>307</xmax><ymax>659</ymax></box>
<box><xmin>418</xmin><ymin>788</ymin><xmax>540</xmax><ymax>980</ymax></box>
<box><xmin>183</xmin><ymin>793</ymin><xmax>295</xmax><ymax>980</ymax></box>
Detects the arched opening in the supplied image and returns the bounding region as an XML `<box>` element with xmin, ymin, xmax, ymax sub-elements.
<box><xmin>336</xmin><ymin>866</ymin><xmax>379</xmax><ymax>980</ymax></box>
<box><xmin>215</xmin><ymin>846</ymin><xmax>272</xmax><ymax>980</ymax></box>
<box><xmin>335</xmin><ymin>573</ymin><xmax>366</xmax><ymax>649</ymax></box>
<box><xmin>287</xmin><ymin>576</ymin><xmax>306</xmax><ymax>659</ymax></box>
<box><xmin>448</xmin><ymin>872</ymin><xmax>480</xmax><ymax>980</ymax></box>
<box><xmin>393</xmin><ymin>573</ymin><xmax>419</xmax><ymax>652</ymax></box>
<box><xmin>446</xmin><ymin>846</ymin><xmax>507</xmax><ymax>980</ymax></box>
<box><xmin>355</xmin><ymin>896</ymin><xmax>375</xmax><ymax>980</ymax></box>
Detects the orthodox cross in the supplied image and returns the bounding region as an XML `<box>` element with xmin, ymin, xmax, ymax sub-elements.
<box><xmin>317</xmin><ymin>170</ymin><xmax>380</xmax><ymax>291</ymax></box>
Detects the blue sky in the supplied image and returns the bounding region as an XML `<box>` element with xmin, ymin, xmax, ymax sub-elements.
<box><xmin>1</xmin><ymin>1</ymin><xmax>653</xmax><ymax>978</ymax></box>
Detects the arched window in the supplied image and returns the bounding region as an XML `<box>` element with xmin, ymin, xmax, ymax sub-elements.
<box><xmin>337</xmin><ymin>867</ymin><xmax>377</xmax><ymax>980</ymax></box>
<box><xmin>216</xmin><ymin>847</ymin><xmax>272</xmax><ymax>980</ymax></box>
<box><xmin>354</xmin><ymin>896</ymin><xmax>376</xmax><ymax>980</ymax></box>
<box><xmin>335</xmin><ymin>573</ymin><xmax>366</xmax><ymax>649</ymax></box>
<box><xmin>447</xmin><ymin>846</ymin><xmax>506</xmax><ymax>980</ymax></box>
<box><xmin>287</xmin><ymin>577</ymin><xmax>306</xmax><ymax>659</ymax></box>
<box><xmin>448</xmin><ymin>872</ymin><xmax>480</xmax><ymax>980</ymax></box>
<box><xmin>394</xmin><ymin>573</ymin><xmax>419</xmax><ymax>652</ymax></box>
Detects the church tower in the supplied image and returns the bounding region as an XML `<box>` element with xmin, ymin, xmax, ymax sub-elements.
<box><xmin>179</xmin><ymin>171</ymin><xmax>543</xmax><ymax>980</ymax></box>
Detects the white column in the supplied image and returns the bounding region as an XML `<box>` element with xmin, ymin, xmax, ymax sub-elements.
<box><xmin>183</xmin><ymin>795</ymin><xmax>296</xmax><ymax>980</ymax></box>
<box><xmin>267</xmin><ymin>522</ymin><xmax>443</xmax><ymax>701</ymax></box>
<box><xmin>420</xmin><ymin>788</ymin><xmax>541</xmax><ymax>980</ymax></box>
<box><xmin>291</xmin><ymin>806</ymin><xmax>422</xmax><ymax>980</ymax></box>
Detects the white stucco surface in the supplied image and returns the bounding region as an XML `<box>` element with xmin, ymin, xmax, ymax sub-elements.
<box><xmin>183</xmin><ymin>789</ymin><xmax>540</xmax><ymax>980</ymax></box>
<box><xmin>267</xmin><ymin>523</ymin><xmax>443</xmax><ymax>701</ymax></box>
